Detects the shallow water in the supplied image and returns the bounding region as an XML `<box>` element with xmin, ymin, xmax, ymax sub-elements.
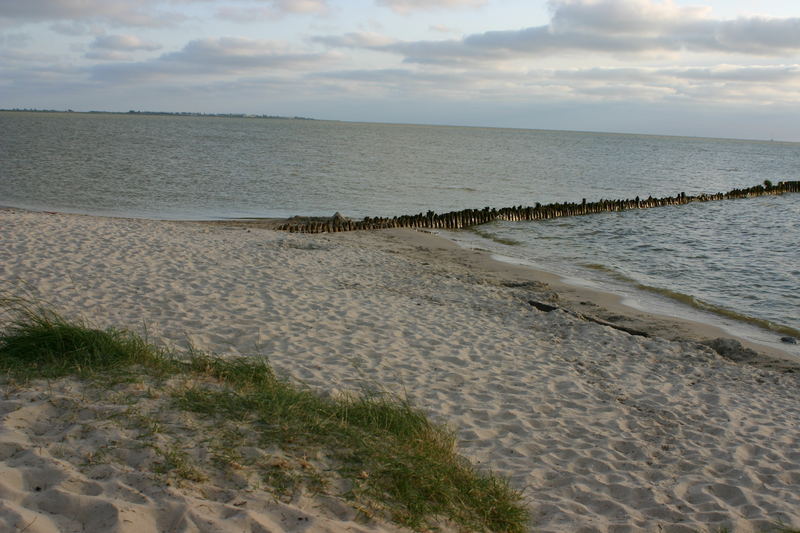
<box><xmin>2</xmin><ymin>111</ymin><xmax>799</xmax><ymax>352</ymax></box>
<box><xmin>443</xmin><ymin>194</ymin><xmax>800</xmax><ymax>353</ymax></box>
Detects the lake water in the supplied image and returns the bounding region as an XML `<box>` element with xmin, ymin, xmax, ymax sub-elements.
<box><xmin>2</xmin><ymin>111</ymin><xmax>798</xmax><ymax>354</ymax></box>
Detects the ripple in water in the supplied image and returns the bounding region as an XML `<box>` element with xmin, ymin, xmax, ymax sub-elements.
<box><xmin>458</xmin><ymin>195</ymin><xmax>800</xmax><ymax>348</ymax></box>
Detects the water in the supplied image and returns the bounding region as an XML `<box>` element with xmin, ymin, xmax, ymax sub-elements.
<box><xmin>444</xmin><ymin>196</ymin><xmax>800</xmax><ymax>352</ymax></box>
<box><xmin>2</xmin><ymin>111</ymin><xmax>799</xmax><ymax>353</ymax></box>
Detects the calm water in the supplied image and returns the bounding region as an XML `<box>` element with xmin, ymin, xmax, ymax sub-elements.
<box><xmin>2</xmin><ymin>111</ymin><xmax>799</xmax><ymax>352</ymax></box>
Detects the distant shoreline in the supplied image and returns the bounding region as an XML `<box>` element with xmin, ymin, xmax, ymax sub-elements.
<box><xmin>0</xmin><ymin>108</ymin><xmax>318</xmax><ymax>121</ymax></box>
<box><xmin>3</xmin><ymin>109</ymin><xmax>796</xmax><ymax>143</ymax></box>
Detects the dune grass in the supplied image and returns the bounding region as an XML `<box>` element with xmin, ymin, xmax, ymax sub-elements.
<box><xmin>0</xmin><ymin>299</ymin><xmax>165</xmax><ymax>377</ymax></box>
<box><xmin>0</xmin><ymin>298</ymin><xmax>529</xmax><ymax>532</ymax></box>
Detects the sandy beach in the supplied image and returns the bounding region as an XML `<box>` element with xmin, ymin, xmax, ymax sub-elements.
<box><xmin>2</xmin><ymin>208</ymin><xmax>799</xmax><ymax>532</ymax></box>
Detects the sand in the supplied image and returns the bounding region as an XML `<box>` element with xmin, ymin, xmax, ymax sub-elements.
<box><xmin>1</xmin><ymin>208</ymin><xmax>799</xmax><ymax>532</ymax></box>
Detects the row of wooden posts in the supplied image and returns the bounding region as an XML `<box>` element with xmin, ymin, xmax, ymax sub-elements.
<box><xmin>276</xmin><ymin>180</ymin><xmax>800</xmax><ymax>233</ymax></box>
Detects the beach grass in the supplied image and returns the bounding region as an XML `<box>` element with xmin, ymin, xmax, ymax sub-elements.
<box><xmin>0</xmin><ymin>298</ymin><xmax>529</xmax><ymax>533</ymax></box>
<box><xmin>0</xmin><ymin>298</ymin><xmax>166</xmax><ymax>377</ymax></box>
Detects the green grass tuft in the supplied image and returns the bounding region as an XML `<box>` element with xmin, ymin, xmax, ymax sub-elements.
<box><xmin>0</xmin><ymin>298</ymin><xmax>164</xmax><ymax>377</ymax></box>
<box><xmin>0</xmin><ymin>300</ymin><xmax>530</xmax><ymax>532</ymax></box>
<box><xmin>173</xmin><ymin>380</ymin><xmax>529</xmax><ymax>532</ymax></box>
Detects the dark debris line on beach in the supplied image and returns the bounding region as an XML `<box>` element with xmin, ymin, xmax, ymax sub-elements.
<box><xmin>276</xmin><ymin>180</ymin><xmax>800</xmax><ymax>233</ymax></box>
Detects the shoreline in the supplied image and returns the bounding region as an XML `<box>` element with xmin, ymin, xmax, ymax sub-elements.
<box><xmin>372</xmin><ymin>227</ymin><xmax>800</xmax><ymax>372</ymax></box>
<box><xmin>3</xmin><ymin>207</ymin><xmax>800</xmax><ymax>532</ymax></box>
<box><xmin>3</xmin><ymin>205</ymin><xmax>798</xmax><ymax>367</ymax></box>
<box><xmin>4</xmin><ymin>204</ymin><xmax>798</xmax><ymax>367</ymax></box>
<box><xmin>207</xmin><ymin>215</ymin><xmax>800</xmax><ymax>367</ymax></box>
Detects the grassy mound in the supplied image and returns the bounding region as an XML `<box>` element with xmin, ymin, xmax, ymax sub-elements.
<box><xmin>0</xmin><ymin>299</ymin><xmax>529</xmax><ymax>532</ymax></box>
<box><xmin>0</xmin><ymin>299</ymin><xmax>163</xmax><ymax>375</ymax></box>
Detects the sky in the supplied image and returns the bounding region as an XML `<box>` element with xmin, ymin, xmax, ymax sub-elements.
<box><xmin>2</xmin><ymin>0</ymin><xmax>800</xmax><ymax>140</ymax></box>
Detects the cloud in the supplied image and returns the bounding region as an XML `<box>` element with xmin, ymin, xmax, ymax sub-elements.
<box><xmin>90</xmin><ymin>35</ymin><xmax>162</xmax><ymax>52</ymax></box>
<box><xmin>0</xmin><ymin>48</ymin><xmax>88</xmax><ymax>98</ymax></box>
<box><xmin>50</xmin><ymin>21</ymin><xmax>104</xmax><ymax>36</ymax></box>
<box><xmin>306</xmin><ymin>67</ymin><xmax>499</xmax><ymax>101</ymax></box>
<box><xmin>712</xmin><ymin>17</ymin><xmax>800</xmax><ymax>54</ymax></box>
<box><xmin>90</xmin><ymin>37</ymin><xmax>336</xmax><ymax>82</ymax></box>
<box><xmin>215</xmin><ymin>7</ymin><xmax>275</xmax><ymax>23</ymax></box>
<box><xmin>216</xmin><ymin>0</ymin><xmax>329</xmax><ymax>21</ymax></box>
<box><xmin>84</xmin><ymin>50</ymin><xmax>133</xmax><ymax>61</ymax></box>
<box><xmin>84</xmin><ymin>34</ymin><xmax>162</xmax><ymax>61</ymax></box>
<box><xmin>312</xmin><ymin>67</ymin><xmax>472</xmax><ymax>87</ymax></box>
<box><xmin>376</xmin><ymin>0</ymin><xmax>486</xmax><ymax>15</ymax></box>
<box><xmin>313</xmin><ymin>32</ymin><xmax>396</xmax><ymax>48</ymax></box>
<box><xmin>548</xmin><ymin>1</ymin><xmax>800</xmax><ymax>55</ymax></box>
<box><xmin>546</xmin><ymin>64</ymin><xmax>800</xmax><ymax>104</ymax></box>
<box><xmin>272</xmin><ymin>0</ymin><xmax>328</xmax><ymax>14</ymax></box>
<box><xmin>2</xmin><ymin>0</ymin><xmax>331</xmax><ymax>28</ymax></box>
<box><xmin>321</xmin><ymin>0</ymin><xmax>800</xmax><ymax>65</ymax></box>
<box><xmin>303</xmin><ymin>60</ymin><xmax>800</xmax><ymax>107</ymax></box>
<box><xmin>0</xmin><ymin>0</ymin><xmax>180</xmax><ymax>27</ymax></box>
<box><xmin>430</xmin><ymin>25</ymin><xmax>461</xmax><ymax>34</ymax></box>
<box><xmin>0</xmin><ymin>33</ymin><xmax>33</xmax><ymax>48</ymax></box>
<box><xmin>547</xmin><ymin>0</ymin><xmax>711</xmax><ymax>34</ymax></box>
<box><xmin>661</xmin><ymin>64</ymin><xmax>800</xmax><ymax>83</ymax></box>
<box><xmin>167</xmin><ymin>37</ymin><xmax>330</xmax><ymax>68</ymax></box>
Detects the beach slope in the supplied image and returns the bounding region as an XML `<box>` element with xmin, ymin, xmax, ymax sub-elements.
<box><xmin>1</xmin><ymin>209</ymin><xmax>799</xmax><ymax>532</ymax></box>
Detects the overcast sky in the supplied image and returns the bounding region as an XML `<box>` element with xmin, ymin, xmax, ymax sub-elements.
<box><xmin>2</xmin><ymin>0</ymin><xmax>800</xmax><ymax>140</ymax></box>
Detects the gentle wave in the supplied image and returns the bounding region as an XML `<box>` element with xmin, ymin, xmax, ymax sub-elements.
<box><xmin>467</xmin><ymin>227</ymin><xmax>522</xmax><ymax>246</ymax></box>
<box><xmin>582</xmin><ymin>263</ymin><xmax>637</xmax><ymax>283</ymax></box>
<box><xmin>581</xmin><ymin>263</ymin><xmax>800</xmax><ymax>338</ymax></box>
<box><xmin>436</xmin><ymin>186</ymin><xmax>479</xmax><ymax>192</ymax></box>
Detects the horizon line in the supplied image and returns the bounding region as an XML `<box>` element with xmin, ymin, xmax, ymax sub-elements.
<box><xmin>1</xmin><ymin>107</ymin><xmax>793</xmax><ymax>144</ymax></box>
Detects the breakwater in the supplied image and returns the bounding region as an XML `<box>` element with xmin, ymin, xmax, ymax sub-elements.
<box><xmin>276</xmin><ymin>181</ymin><xmax>800</xmax><ymax>233</ymax></box>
